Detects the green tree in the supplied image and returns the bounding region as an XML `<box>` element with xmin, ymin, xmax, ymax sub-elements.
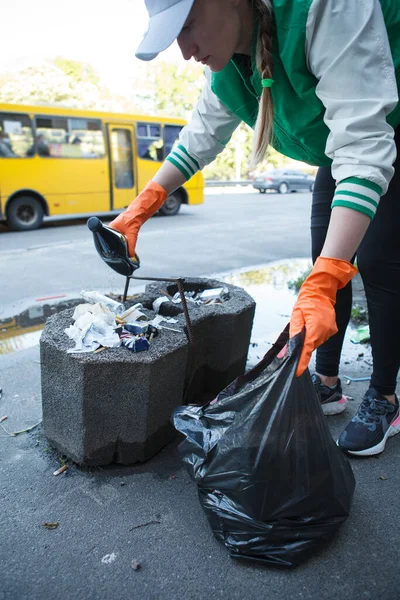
<box><xmin>133</xmin><ymin>61</ymin><xmax>293</xmax><ymax>180</ymax></box>
<box><xmin>53</xmin><ymin>57</ymin><xmax>101</xmax><ymax>86</ymax></box>
<box><xmin>134</xmin><ymin>60</ymin><xmax>204</xmax><ymax>119</ymax></box>
<box><xmin>0</xmin><ymin>58</ymin><xmax>136</xmax><ymax>112</ymax></box>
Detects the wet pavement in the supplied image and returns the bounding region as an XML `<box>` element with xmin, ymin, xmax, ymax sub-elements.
<box><xmin>217</xmin><ymin>259</ymin><xmax>372</xmax><ymax>378</ymax></box>
<box><xmin>0</xmin><ymin>258</ymin><xmax>370</xmax><ymax>369</ymax></box>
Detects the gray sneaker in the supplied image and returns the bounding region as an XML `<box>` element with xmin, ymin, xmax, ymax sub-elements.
<box><xmin>312</xmin><ymin>374</ymin><xmax>347</xmax><ymax>416</ymax></box>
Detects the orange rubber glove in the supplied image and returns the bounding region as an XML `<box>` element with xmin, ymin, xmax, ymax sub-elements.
<box><xmin>109</xmin><ymin>181</ymin><xmax>168</xmax><ymax>257</ymax></box>
<box><xmin>290</xmin><ymin>257</ymin><xmax>357</xmax><ymax>376</ymax></box>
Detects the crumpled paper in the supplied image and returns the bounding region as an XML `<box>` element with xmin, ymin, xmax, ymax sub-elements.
<box><xmin>65</xmin><ymin>303</ymin><xmax>121</xmax><ymax>353</ymax></box>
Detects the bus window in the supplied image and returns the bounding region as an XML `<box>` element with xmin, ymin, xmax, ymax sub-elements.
<box><xmin>164</xmin><ymin>124</ymin><xmax>182</xmax><ymax>155</ymax></box>
<box><xmin>137</xmin><ymin>122</ymin><xmax>164</xmax><ymax>161</ymax></box>
<box><xmin>0</xmin><ymin>113</ymin><xmax>33</xmax><ymax>158</ymax></box>
<box><xmin>35</xmin><ymin>116</ymin><xmax>105</xmax><ymax>158</ymax></box>
<box><xmin>111</xmin><ymin>129</ymin><xmax>134</xmax><ymax>189</ymax></box>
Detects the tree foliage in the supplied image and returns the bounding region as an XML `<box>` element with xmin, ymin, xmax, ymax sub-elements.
<box><xmin>134</xmin><ymin>60</ymin><xmax>298</xmax><ymax>179</ymax></box>
<box><xmin>133</xmin><ymin>60</ymin><xmax>204</xmax><ymax>119</ymax></box>
<box><xmin>0</xmin><ymin>58</ymin><xmax>134</xmax><ymax>112</ymax></box>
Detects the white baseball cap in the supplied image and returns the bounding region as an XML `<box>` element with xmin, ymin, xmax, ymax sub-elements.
<box><xmin>136</xmin><ymin>0</ymin><xmax>195</xmax><ymax>61</ymax></box>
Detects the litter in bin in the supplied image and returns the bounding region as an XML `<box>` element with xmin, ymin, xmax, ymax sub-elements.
<box><xmin>198</xmin><ymin>287</ymin><xmax>229</xmax><ymax>303</ymax></box>
<box><xmin>119</xmin><ymin>303</ymin><xmax>148</xmax><ymax>323</ymax></box>
<box><xmin>124</xmin><ymin>322</ymin><xmax>149</xmax><ymax>336</ymax></box>
<box><xmin>173</xmin><ymin>326</ymin><xmax>355</xmax><ymax>568</ymax></box>
<box><xmin>350</xmin><ymin>325</ymin><xmax>370</xmax><ymax>344</ymax></box>
<box><xmin>153</xmin><ymin>296</ymin><xmax>170</xmax><ymax>313</ymax></box>
<box><xmin>80</xmin><ymin>290</ymin><xmax>125</xmax><ymax>315</ymax></box>
<box><xmin>65</xmin><ymin>303</ymin><xmax>121</xmax><ymax>353</ymax></box>
<box><xmin>121</xmin><ymin>335</ymin><xmax>150</xmax><ymax>353</ymax></box>
<box><xmin>65</xmin><ymin>299</ymin><xmax>183</xmax><ymax>354</ymax></box>
<box><xmin>152</xmin><ymin>287</ymin><xmax>230</xmax><ymax>314</ymax></box>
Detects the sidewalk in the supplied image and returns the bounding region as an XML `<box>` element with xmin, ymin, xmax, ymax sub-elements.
<box><xmin>1</xmin><ymin>269</ymin><xmax>399</xmax><ymax>600</ymax></box>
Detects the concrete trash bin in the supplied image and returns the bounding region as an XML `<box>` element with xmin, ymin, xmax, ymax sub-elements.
<box><xmin>144</xmin><ymin>278</ymin><xmax>256</xmax><ymax>404</ymax></box>
<box><xmin>41</xmin><ymin>278</ymin><xmax>255</xmax><ymax>466</ymax></box>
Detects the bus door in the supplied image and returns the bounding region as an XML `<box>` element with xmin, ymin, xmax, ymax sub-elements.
<box><xmin>108</xmin><ymin>125</ymin><xmax>137</xmax><ymax>210</ymax></box>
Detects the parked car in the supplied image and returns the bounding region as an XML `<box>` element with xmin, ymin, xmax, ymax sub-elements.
<box><xmin>253</xmin><ymin>169</ymin><xmax>315</xmax><ymax>193</ymax></box>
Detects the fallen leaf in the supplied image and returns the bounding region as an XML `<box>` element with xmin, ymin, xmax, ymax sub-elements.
<box><xmin>43</xmin><ymin>522</ymin><xmax>59</xmax><ymax>529</ymax></box>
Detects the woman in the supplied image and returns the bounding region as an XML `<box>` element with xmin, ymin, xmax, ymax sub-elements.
<box><xmin>110</xmin><ymin>0</ymin><xmax>400</xmax><ymax>456</ymax></box>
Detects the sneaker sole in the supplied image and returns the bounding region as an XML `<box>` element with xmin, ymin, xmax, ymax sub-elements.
<box><xmin>322</xmin><ymin>395</ymin><xmax>348</xmax><ymax>416</ymax></box>
<box><xmin>338</xmin><ymin>414</ymin><xmax>400</xmax><ymax>456</ymax></box>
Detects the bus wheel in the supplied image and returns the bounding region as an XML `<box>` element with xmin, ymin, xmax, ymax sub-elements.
<box><xmin>158</xmin><ymin>192</ymin><xmax>181</xmax><ymax>216</ymax></box>
<box><xmin>7</xmin><ymin>196</ymin><xmax>44</xmax><ymax>231</ymax></box>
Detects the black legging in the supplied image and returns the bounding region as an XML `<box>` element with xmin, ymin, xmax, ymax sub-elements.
<box><xmin>311</xmin><ymin>127</ymin><xmax>400</xmax><ymax>396</ymax></box>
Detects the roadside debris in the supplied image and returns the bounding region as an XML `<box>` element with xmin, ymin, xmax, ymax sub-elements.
<box><xmin>131</xmin><ymin>559</ymin><xmax>141</xmax><ymax>571</ymax></box>
<box><xmin>129</xmin><ymin>520</ymin><xmax>161</xmax><ymax>531</ymax></box>
<box><xmin>0</xmin><ymin>387</ymin><xmax>42</xmax><ymax>436</ymax></box>
<box><xmin>344</xmin><ymin>376</ymin><xmax>371</xmax><ymax>384</ymax></box>
<box><xmin>43</xmin><ymin>522</ymin><xmax>59</xmax><ymax>529</ymax></box>
<box><xmin>0</xmin><ymin>420</ymin><xmax>41</xmax><ymax>437</ymax></box>
<box><xmin>53</xmin><ymin>465</ymin><xmax>68</xmax><ymax>476</ymax></box>
<box><xmin>101</xmin><ymin>553</ymin><xmax>117</xmax><ymax>564</ymax></box>
<box><xmin>350</xmin><ymin>325</ymin><xmax>370</xmax><ymax>344</ymax></box>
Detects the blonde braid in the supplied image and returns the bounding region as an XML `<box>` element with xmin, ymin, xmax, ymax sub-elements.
<box><xmin>251</xmin><ymin>0</ymin><xmax>274</xmax><ymax>166</ymax></box>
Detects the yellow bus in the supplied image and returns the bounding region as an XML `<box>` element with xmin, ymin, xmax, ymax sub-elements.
<box><xmin>0</xmin><ymin>103</ymin><xmax>204</xmax><ymax>230</ymax></box>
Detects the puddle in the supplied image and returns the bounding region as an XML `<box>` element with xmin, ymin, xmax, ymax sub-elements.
<box><xmin>0</xmin><ymin>298</ymin><xmax>81</xmax><ymax>355</ymax></box>
<box><xmin>1</xmin><ymin>259</ymin><xmax>371</xmax><ymax>373</ymax></box>
<box><xmin>218</xmin><ymin>258</ymin><xmax>372</xmax><ymax>373</ymax></box>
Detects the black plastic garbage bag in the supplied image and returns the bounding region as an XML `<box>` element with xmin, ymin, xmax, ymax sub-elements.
<box><xmin>172</xmin><ymin>327</ymin><xmax>355</xmax><ymax>568</ymax></box>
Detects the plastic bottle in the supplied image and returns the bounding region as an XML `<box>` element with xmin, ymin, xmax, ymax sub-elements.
<box><xmin>87</xmin><ymin>216</ymin><xmax>140</xmax><ymax>277</ymax></box>
<box><xmin>80</xmin><ymin>290</ymin><xmax>124</xmax><ymax>315</ymax></box>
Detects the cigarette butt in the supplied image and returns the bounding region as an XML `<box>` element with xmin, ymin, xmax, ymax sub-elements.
<box><xmin>149</xmin><ymin>333</ymin><xmax>154</xmax><ymax>342</ymax></box>
<box><xmin>94</xmin><ymin>346</ymin><xmax>107</xmax><ymax>354</ymax></box>
<box><xmin>53</xmin><ymin>465</ymin><xmax>68</xmax><ymax>476</ymax></box>
<box><xmin>0</xmin><ymin>416</ymin><xmax>7</xmax><ymax>423</ymax></box>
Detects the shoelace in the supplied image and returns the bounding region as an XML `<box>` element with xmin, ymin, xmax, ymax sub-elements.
<box><xmin>354</xmin><ymin>397</ymin><xmax>392</xmax><ymax>425</ymax></box>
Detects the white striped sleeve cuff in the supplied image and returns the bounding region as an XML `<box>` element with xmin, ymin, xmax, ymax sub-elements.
<box><xmin>331</xmin><ymin>177</ymin><xmax>382</xmax><ymax>220</ymax></box>
<box><xmin>166</xmin><ymin>144</ymin><xmax>200</xmax><ymax>181</ymax></box>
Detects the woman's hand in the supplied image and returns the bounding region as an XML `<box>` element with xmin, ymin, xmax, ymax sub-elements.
<box><xmin>109</xmin><ymin>181</ymin><xmax>168</xmax><ymax>257</ymax></box>
<box><xmin>290</xmin><ymin>257</ymin><xmax>357</xmax><ymax>376</ymax></box>
<box><xmin>109</xmin><ymin>161</ymin><xmax>187</xmax><ymax>256</ymax></box>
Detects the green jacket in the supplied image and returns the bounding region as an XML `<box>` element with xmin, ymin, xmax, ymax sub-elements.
<box><xmin>167</xmin><ymin>0</ymin><xmax>400</xmax><ymax>219</ymax></box>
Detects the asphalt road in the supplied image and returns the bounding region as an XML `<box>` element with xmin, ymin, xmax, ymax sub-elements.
<box><xmin>0</xmin><ymin>189</ymin><xmax>312</xmax><ymax>317</ymax></box>
<box><xmin>1</xmin><ymin>187</ymin><xmax>400</xmax><ymax>600</ymax></box>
